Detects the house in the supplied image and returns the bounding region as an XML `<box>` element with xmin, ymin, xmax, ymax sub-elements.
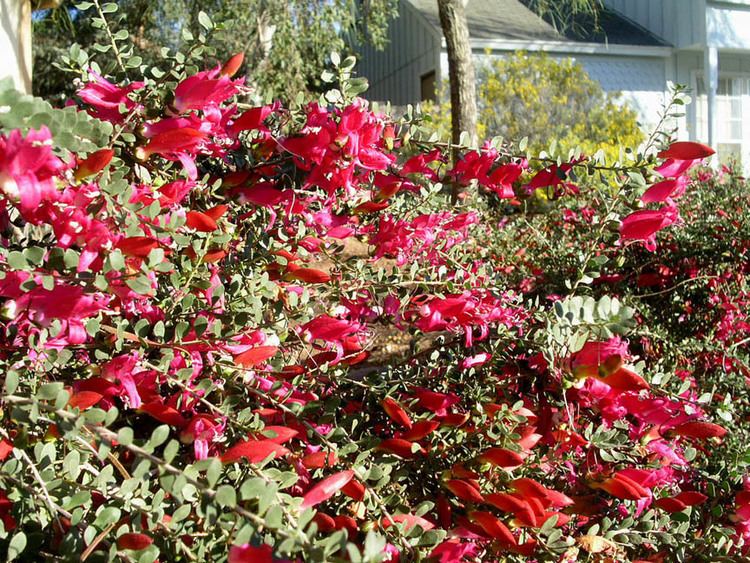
<box><xmin>357</xmin><ymin>0</ymin><xmax>750</xmax><ymax>164</ymax></box>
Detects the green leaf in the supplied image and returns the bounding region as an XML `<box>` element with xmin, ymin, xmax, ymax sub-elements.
<box><xmin>215</xmin><ymin>485</ymin><xmax>236</xmax><ymax>508</ymax></box>
<box><xmin>198</xmin><ymin>11</ymin><xmax>213</xmax><ymax>30</ymax></box>
<box><xmin>7</xmin><ymin>532</ymin><xmax>26</xmax><ymax>561</ymax></box>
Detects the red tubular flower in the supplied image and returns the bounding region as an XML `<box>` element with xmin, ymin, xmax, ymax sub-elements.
<box><xmin>599</xmin><ymin>366</ymin><xmax>649</xmax><ymax>392</ymax></box>
<box><xmin>619</xmin><ymin>205</ymin><xmax>680</xmax><ymax>252</ymax></box>
<box><xmin>116</xmin><ymin>533</ymin><xmax>153</xmax><ymax>550</ymax></box>
<box><xmin>284</xmin><ymin>267</ymin><xmax>331</xmax><ymax>284</ymax></box>
<box><xmin>173</xmin><ymin>68</ymin><xmax>243</xmax><ymax>113</ymax></box>
<box><xmin>300</xmin><ymin>470</ymin><xmax>355</xmax><ymax>508</ymax></box>
<box><xmin>0</xmin><ymin>490</ymin><xmax>16</xmax><ymax>532</ymax></box>
<box><xmin>376</xmin><ymin>438</ymin><xmax>424</xmax><ymax>458</ymax></box>
<box><xmin>444</xmin><ymin>479</ymin><xmax>484</xmax><ymax>504</ymax></box>
<box><xmin>228</xmin><ymin>543</ymin><xmax>274</xmax><ymax>563</ymax></box>
<box><xmin>468</xmin><ymin>511</ymin><xmax>517</xmax><ymax>545</ymax></box>
<box><xmin>670</xmin><ymin>421</ymin><xmax>727</xmax><ymax>439</ymax></box>
<box><xmin>657</xmin><ymin>141</ymin><xmax>715</xmax><ymax>160</ymax></box>
<box><xmin>301</xmin><ymin>450</ymin><xmax>337</xmax><ymax>469</ymax></box>
<box><xmin>485</xmin><ymin>492</ymin><xmax>538</xmax><ymax>527</ymax></box>
<box><xmin>67</xmin><ymin>390</ymin><xmax>103</xmax><ymax>411</ymax></box>
<box><xmin>74</xmin><ymin>148</ymin><xmax>114</xmax><ymax>181</ymax></box>
<box><xmin>397</xmin><ymin>420</ymin><xmax>440</xmax><ymax>442</ymax></box>
<box><xmin>185</xmin><ymin>210</ymin><xmax>218</xmax><ymax>232</ymax></box>
<box><xmin>341</xmin><ymin>479</ymin><xmax>366</xmax><ymax>501</ymax></box>
<box><xmin>641</xmin><ymin>177</ymin><xmax>688</xmax><ymax>204</ymax></box>
<box><xmin>256</xmin><ymin>426</ymin><xmax>298</xmax><ymax>444</ymax></box>
<box><xmin>381</xmin><ymin>397</ymin><xmax>413</xmax><ymax>429</ymax></box>
<box><xmin>138</xmin><ymin>127</ymin><xmax>207</xmax><ymax>158</ymax></box>
<box><xmin>234</xmin><ymin>345</ymin><xmax>278</xmax><ymax>367</ymax></box>
<box><xmin>592</xmin><ymin>473</ymin><xmax>651</xmax><ymax>501</ymax></box>
<box><xmin>138</xmin><ymin>401</ymin><xmax>188</xmax><ymax>427</ymax></box>
<box><xmin>220</xmin><ymin>52</ymin><xmax>245</xmax><ymax>77</ymax></box>
<box><xmin>477</xmin><ymin>447</ymin><xmax>524</xmax><ymax>470</ymax></box>
<box><xmin>115</xmin><ymin>236</ymin><xmax>159</xmax><ymax>258</ymax></box>
<box><xmin>220</xmin><ymin>438</ymin><xmax>289</xmax><ymax>464</ymax></box>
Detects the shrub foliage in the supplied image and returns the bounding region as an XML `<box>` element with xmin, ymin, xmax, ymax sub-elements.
<box><xmin>0</xmin><ymin>5</ymin><xmax>748</xmax><ymax>562</ymax></box>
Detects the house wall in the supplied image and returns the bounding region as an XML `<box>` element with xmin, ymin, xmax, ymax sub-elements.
<box><xmin>707</xmin><ymin>2</ymin><xmax>750</xmax><ymax>49</ymax></box>
<box><xmin>604</xmin><ymin>0</ymin><xmax>706</xmax><ymax>48</ymax></box>
<box><xmin>358</xmin><ymin>0</ymin><xmax>440</xmax><ymax>104</ymax></box>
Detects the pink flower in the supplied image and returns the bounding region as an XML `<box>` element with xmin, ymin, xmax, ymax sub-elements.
<box><xmin>0</xmin><ymin>127</ymin><xmax>64</xmax><ymax>219</ymax></box>
<box><xmin>173</xmin><ymin>68</ymin><xmax>243</xmax><ymax>113</ymax></box>
<box><xmin>461</xmin><ymin>353</ymin><xmax>491</xmax><ymax>370</ymax></box>
<box><xmin>619</xmin><ymin>205</ymin><xmax>680</xmax><ymax>251</ymax></box>
<box><xmin>78</xmin><ymin>71</ymin><xmax>144</xmax><ymax>123</ymax></box>
<box><xmin>180</xmin><ymin>414</ymin><xmax>224</xmax><ymax>460</ymax></box>
<box><xmin>641</xmin><ymin>176</ymin><xmax>689</xmax><ymax>204</ymax></box>
<box><xmin>228</xmin><ymin>544</ymin><xmax>274</xmax><ymax>563</ymax></box>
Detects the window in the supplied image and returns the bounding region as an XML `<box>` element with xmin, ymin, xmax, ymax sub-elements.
<box><xmin>696</xmin><ymin>75</ymin><xmax>750</xmax><ymax>164</ymax></box>
<box><xmin>421</xmin><ymin>71</ymin><xmax>436</xmax><ymax>103</ymax></box>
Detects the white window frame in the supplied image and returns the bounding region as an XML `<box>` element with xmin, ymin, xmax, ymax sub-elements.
<box><xmin>692</xmin><ymin>70</ymin><xmax>750</xmax><ymax>166</ymax></box>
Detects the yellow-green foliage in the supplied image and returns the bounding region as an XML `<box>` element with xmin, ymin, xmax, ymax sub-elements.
<box><xmin>422</xmin><ymin>52</ymin><xmax>644</xmax><ymax>161</ymax></box>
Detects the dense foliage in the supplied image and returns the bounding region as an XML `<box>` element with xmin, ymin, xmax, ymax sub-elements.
<box><xmin>2</xmin><ymin>6</ymin><xmax>749</xmax><ymax>562</ymax></box>
<box><xmin>422</xmin><ymin>52</ymin><xmax>644</xmax><ymax>162</ymax></box>
<box><xmin>32</xmin><ymin>0</ymin><xmax>396</xmax><ymax>102</ymax></box>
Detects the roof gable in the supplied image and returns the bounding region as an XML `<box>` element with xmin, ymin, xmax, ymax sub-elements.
<box><xmin>406</xmin><ymin>0</ymin><xmax>669</xmax><ymax>47</ymax></box>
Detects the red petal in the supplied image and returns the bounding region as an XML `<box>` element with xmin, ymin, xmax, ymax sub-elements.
<box><xmin>75</xmin><ymin>148</ymin><xmax>114</xmax><ymax>181</ymax></box>
<box><xmin>234</xmin><ymin>346</ymin><xmax>278</xmax><ymax>367</ymax></box>
<box><xmin>445</xmin><ymin>479</ymin><xmax>484</xmax><ymax>504</ymax></box>
<box><xmin>142</xmin><ymin>127</ymin><xmax>206</xmax><ymax>156</ymax></box>
<box><xmin>139</xmin><ymin>401</ymin><xmax>188</xmax><ymax>427</ymax></box>
<box><xmin>116</xmin><ymin>533</ymin><xmax>153</xmax><ymax>550</ymax></box>
<box><xmin>671</xmin><ymin>421</ymin><xmax>727</xmax><ymax>439</ymax></box>
<box><xmin>301</xmin><ymin>450</ymin><xmax>338</xmax><ymax>469</ymax></box>
<box><xmin>397</xmin><ymin>420</ymin><xmax>440</xmax><ymax>442</ymax></box>
<box><xmin>286</xmin><ymin>268</ymin><xmax>331</xmax><ymax>284</ymax></box>
<box><xmin>67</xmin><ymin>390</ymin><xmax>103</xmax><ymax>410</ymax></box>
<box><xmin>376</xmin><ymin>438</ymin><xmax>424</xmax><ymax>458</ymax></box>
<box><xmin>221</xmin><ymin>439</ymin><xmax>289</xmax><ymax>464</ymax></box>
<box><xmin>204</xmin><ymin>204</ymin><xmax>229</xmax><ymax>221</ymax></box>
<box><xmin>256</xmin><ymin>426</ymin><xmax>298</xmax><ymax>444</ymax></box>
<box><xmin>341</xmin><ymin>479</ymin><xmax>366</xmax><ymax>501</ymax></box>
<box><xmin>675</xmin><ymin>491</ymin><xmax>708</xmax><ymax>506</ymax></box>
<box><xmin>0</xmin><ymin>439</ymin><xmax>13</xmax><ymax>461</ymax></box>
<box><xmin>115</xmin><ymin>236</ymin><xmax>158</xmax><ymax>258</ymax></box>
<box><xmin>657</xmin><ymin>141</ymin><xmax>715</xmax><ymax>160</ymax></box>
<box><xmin>468</xmin><ymin>511</ymin><xmax>517</xmax><ymax>545</ymax></box>
<box><xmin>381</xmin><ymin>397</ymin><xmax>413</xmax><ymax>429</ymax></box>
<box><xmin>221</xmin><ymin>53</ymin><xmax>245</xmax><ymax>77</ymax></box>
<box><xmin>301</xmin><ymin>470</ymin><xmax>354</xmax><ymax>508</ymax></box>
<box><xmin>186</xmin><ymin>211</ymin><xmax>219</xmax><ymax>232</ymax></box>
<box><xmin>599</xmin><ymin>367</ymin><xmax>649</xmax><ymax>391</ymax></box>
<box><xmin>477</xmin><ymin>447</ymin><xmax>524</xmax><ymax>469</ymax></box>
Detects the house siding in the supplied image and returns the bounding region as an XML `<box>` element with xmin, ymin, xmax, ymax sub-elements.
<box><xmin>358</xmin><ymin>0</ymin><xmax>440</xmax><ymax>104</ymax></box>
<box><xmin>707</xmin><ymin>2</ymin><xmax>750</xmax><ymax>49</ymax></box>
<box><xmin>604</xmin><ymin>0</ymin><xmax>706</xmax><ymax>48</ymax></box>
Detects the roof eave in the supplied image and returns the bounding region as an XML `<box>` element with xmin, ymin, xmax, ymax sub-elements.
<box><xmin>440</xmin><ymin>37</ymin><xmax>673</xmax><ymax>57</ymax></box>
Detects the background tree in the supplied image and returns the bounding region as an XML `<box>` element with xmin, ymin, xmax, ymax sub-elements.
<box><xmin>31</xmin><ymin>0</ymin><xmax>398</xmax><ymax>101</ymax></box>
<box><xmin>437</xmin><ymin>0</ymin><xmax>477</xmax><ymax>202</ymax></box>
<box><xmin>422</xmin><ymin>52</ymin><xmax>644</xmax><ymax>162</ymax></box>
<box><xmin>521</xmin><ymin>0</ymin><xmax>604</xmax><ymax>37</ymax></box>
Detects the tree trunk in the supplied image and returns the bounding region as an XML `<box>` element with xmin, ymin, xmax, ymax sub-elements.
<box><xmin>0</xmin><ymin>0</ymin><xmax>32</xmax><ymax>94</ymax></box>
<box><xmin>437</xmin><ymin>0</ymin><xmax>477</xmax><ymax>202</ymax></box>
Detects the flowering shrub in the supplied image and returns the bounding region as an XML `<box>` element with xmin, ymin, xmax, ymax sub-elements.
<box><xmin>0</xmin><ymin>6</ymin><xmax>747</xmax><ymax>563</ymax></box>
